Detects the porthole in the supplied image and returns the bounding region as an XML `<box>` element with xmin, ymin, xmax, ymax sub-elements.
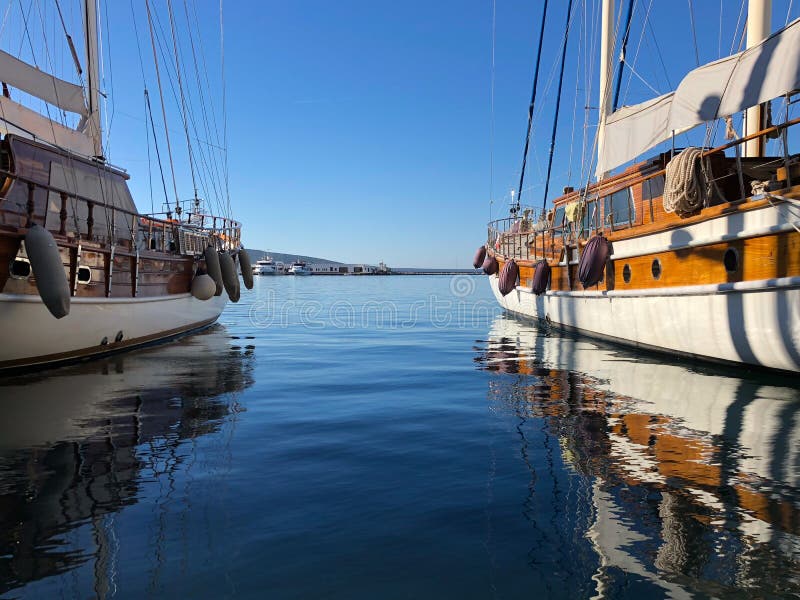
<box><xmin>723</xmin><ymin>248</ymin><xmax>740</xmax><ymax>273</ymax></box>
<box><xmin>622</xmin><ymin>264</ymin><xmax>632</xmax><ymax>284</ymax></box>
<box><xmin>77</xmin><ymin>266</ymin><xmax>92</xmax><ymax>284</ymax></box>
<box><xmin>651</xmin><ymin>259</ymin><xmax>662</xmax><ymax>280</ymax></box>
<box><xmin>10</xmin><ymin>257</ymin><xmax>31</xmax><ymax>279</ymax></box>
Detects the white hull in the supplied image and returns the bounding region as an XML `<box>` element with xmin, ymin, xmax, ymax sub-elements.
<box><xmin>253</xmin><ymin>267</ymin><xmax>277</xmax><ymax>275</ymax></box>
<box><xmin>489</xmin><ymin>275</ymin><xmax>800</xmax><ymax>372</ymax></box>
<box><xmin>0</xmin><ymin>292</ymin><xmax>227</xmax><ymax>370</ymax></box>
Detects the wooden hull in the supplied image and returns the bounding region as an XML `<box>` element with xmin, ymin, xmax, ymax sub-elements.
<box><xmin>489</xmin><ymin>274</ymin><xmax>800</xmax><ymax>372</ymax></box>
<box><xmin>0</xmin><ymin>292</ymin><xmax>227</xmax><ymax>371</ymax></box>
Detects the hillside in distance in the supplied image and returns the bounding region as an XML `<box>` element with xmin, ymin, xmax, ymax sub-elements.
<box><xmin>246</xmin><ymin>249</ymin><xmax>344</xmax><ymax>265</ymax></box>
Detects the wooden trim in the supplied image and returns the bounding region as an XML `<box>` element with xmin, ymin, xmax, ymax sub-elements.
<box><xmin>493</xmin><ymin>230</ymin><xmax>800</xmax><ymax>292</ymax></box>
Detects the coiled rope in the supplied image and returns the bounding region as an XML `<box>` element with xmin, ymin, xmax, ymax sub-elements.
<box><xmin>663</xmin><ymin>147</ymin><xmax>705</xmax><ymax>215</ymax></box>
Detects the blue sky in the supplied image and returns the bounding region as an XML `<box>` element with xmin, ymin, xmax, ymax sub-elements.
<box><xmin>9</xmin><ymin>1</ymin><xmax>800</xmax><ymax>267</ymax></box>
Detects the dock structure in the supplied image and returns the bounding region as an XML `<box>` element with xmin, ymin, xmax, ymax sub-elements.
<box><xmin>301</xmin><ymin>262</ymin><xmax>388</xmax><ymax>275</ymax></box>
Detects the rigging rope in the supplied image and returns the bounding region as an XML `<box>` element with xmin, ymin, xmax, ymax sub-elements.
<box><xmin>488</xmin><ymin>0</ymin><xmax>495</xmax><ymax>221</ymax></box>
<box><xmin>166</xmin><ymin>0</ymin><xmax>198</xmax><ymax>208</ymax></box>
<box><xmin>611</xmin><ymin>0</ymin><xmax>634</xmax><ymax>111</ymax></box>
<box><xmin>219</xmin><ymin>0</ymin><xmax>231</xmax><ymax>220</ymax></box>
<box><xmin>183</xmin><ymin>0</ymin><xmax>226</xmax><ymax>216</ymax></box>
<box><xmin>541</xmin><ymin>0</ymin><xmax>575</xmax><ymax>212</ymax></box>
<box><xmin>513</xmin><ymin>0</ymin><xmax>549</xmax><ymax>214</ymax></box>
<box><xmin>687</xmin><ymin>0</ymin><xmax>700</xmax><ymax>67</ymax></box>
<box><xmin>144</xmin><ymin>0</ymin><xmax>180</xmax><ymax>211</ymax></box>
<box><xmin>145</xmin><ymin>89</ymin><xmax>170</xmax><ymax>210</ymax></box>
<box><xmin>566</xmin><ymin>0</ymin><xmax>584</xmax><ymax>184</ymax></box>
<box><xmin>154</xmin><ymin>7</ymin><xmax>229</xmax><ymax>222</ymax></box>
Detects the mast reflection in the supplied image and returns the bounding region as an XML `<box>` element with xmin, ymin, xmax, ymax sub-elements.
<box><xmin>477</xmin><ymin>315</ymin><xmax>800</xmax><ymax>597</ymax></box>
<box><xmin>0</xmin><ymin>326</ymin><xmax>254</xmax><ymax>596</ymax></box>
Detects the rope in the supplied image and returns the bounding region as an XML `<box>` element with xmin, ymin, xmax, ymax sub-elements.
<box><xmin>663</xmin><ymin>147</ymin><xmax>705</xmax><ymax>215</ymax></box>
<box><xmin>488</xmin><ymin>0</ymin><xmax>495</xmax><ymax>221</ymax></box>
<box><xmin>166</xmin><ymin>0</ymin><xmax>198</xmax><ymax>208</ymax></box>
<box><xmin>144</xmin><ymin>0</ymin><xmax>180</xmax><ymax>210</ymax></box>
<box><xmin>687</xmin><ymin>0</ymin><xmax>700</xmax><ymax>67</ymax></box>
<box><xmin>611</xmin><ymin>0</ymin><xmax>635</xmax><ymax>111</ymax></box>
<box><xmin>514</xmin><ymin>0</ymin><xmax>549</xmax><ymax>213</ymax></box>
<box><xmin>541</xmin><ymin>0</ymin><xmax>575</xmax><ymax>212</ymax></box>
<box><xmin>219</xmin><ymin>0</ymin><xmax>231</xmax><ymax>219</ymax></box>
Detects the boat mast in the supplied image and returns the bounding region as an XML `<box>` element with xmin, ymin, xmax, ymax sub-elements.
<box><xmin>596</xmin><ymin>0</ymin><xmax>615</xmax><ymax>179</ymax></box>
<box><xmin>83</xmin><ymin>0</ymin><xmax>103</xmax><ymax>159</ymax></box>
<box><xmin>744</xmin><ymin>0</ymin><xmax>772</xmax><ymax>158</ymax></box>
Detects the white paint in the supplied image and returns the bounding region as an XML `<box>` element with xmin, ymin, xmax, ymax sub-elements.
<box><xmin>609</xmin><ymin>199</ymin><xmax>800</xmax><ymax>260</ymax></box>
<box><xmin>745</xmin><ymin>0</ymin><xmax>772</xmax><ymax>157</ymax></box>
<box><xmin>489</xmin><ymin>275</ymin><xmax>800</xmax><ymax>371</ymax></box>
<box><xmin>0</xmin><ymin>292</ymin><xmax>227</xmax><ymax>367</ymax></box>
<box><xmin>596</xmin><ymin>0</ymin><xmax>615</xmax><ymax>179</ymax></box>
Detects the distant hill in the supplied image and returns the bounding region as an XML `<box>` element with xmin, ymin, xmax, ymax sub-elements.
<box><xmin>246</xmin><ymin>249</ymin><xmax>345</xmax><ymax>265</ymax></box>
<box><xmin>245</xmin><ymin>250</ymin><xmax>469</xmax><ymax>272</ymax></box>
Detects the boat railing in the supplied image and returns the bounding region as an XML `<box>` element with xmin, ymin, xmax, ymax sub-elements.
<box><xmin>488</xmin><ymin>204</ymin><xmax>569</xmax><ymax>263</ymax></box>
<box><xmin>0</xmin><ymin>168</ymin><xmax>241</xmax><ymax>255</ymax></box>
<box><xmin>488</xmin><ymin>113</ymin><xmax>800</xmax><ymax>263</ymax></box>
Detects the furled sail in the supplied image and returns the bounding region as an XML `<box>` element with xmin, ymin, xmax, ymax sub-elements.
<box><xmin>596</xmin><ymin>17</ymin><xmax>800</xmax><ymax>176</ymax></box>
<box><xmin>0</xmin><ymin>96</ymin><xmax>94</xmax><ymax>156</ymax></box>
<box><xmin>0</xmin><ymin>50</ymin><xmax>87</xmax><ymax>116</ymax></box>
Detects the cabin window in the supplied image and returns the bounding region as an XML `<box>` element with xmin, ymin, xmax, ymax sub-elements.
<box><xmin>603</xmin><ymin>187</ymin><xmax>635</xmax><ymax>227</ymax></box>
<box><xmin>642</xmin><ymin>176</ymin><xmax>664</xmax><ymax>202</ymax></box>
<box><xmin>724</xmin><ymin>248</ymin><xmax>740</xmax><ymax>273</ymax></box>
<box><xmin>622</xmin><ymin>264</ymin><xmax>631</xmax><ymax>284</ymax></box>
<box><xmin>651</xmin><ymin>259</ymin><xmax>662</xmax><ymax>280</ymax></box>
<box><xmin>10</xmin><ymin>257</ymin><xmax>31</xmax><ymax>279</ymax></box>
<box><xmin>77</xmin><ymin>266</ymin><xmax>92</xmax><ymax>284</ymax></box>
<box><xmin>580</xmin><ymin>200</ymin><xmax>597</xmax><ymax>238</ymax></box>
<box><xmin>552</xmin><ymin>206</ymin><xmax>566</xmax><ymax>231</ymax></box>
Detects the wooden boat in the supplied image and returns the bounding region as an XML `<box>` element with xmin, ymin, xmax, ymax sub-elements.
<box><xmin>0</xmin><ymin>2</ymin><xmax>245</xmax><ymax>371</ymax></box>
<box><xmin>484</xmin><ymin>1</ymin><xmax>800</xmax><ymax>372</ymax></box>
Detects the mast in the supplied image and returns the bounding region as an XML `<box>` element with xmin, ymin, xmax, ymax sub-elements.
<box><xmin>596</xmin><ymin>0</ymin><xmax>615</xmax><ymax>179</ymax></box>
<box><xmin>744</xmin><ymin>0</ymin><xmax>772</xmax><ymax>158</ymax></box>
<box><xmin>83</xmin><ymin>0</ymin><xmax>103</xmax><ymax>159</ymax></box>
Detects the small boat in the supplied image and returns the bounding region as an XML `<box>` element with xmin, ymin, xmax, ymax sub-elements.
<box><xmin>252</xmin><ymin>257</ymin><xmax>278</xmax><ymax>276</ymax></box>
<box><xmin>288</xmin><ymin>260</ymin><xmax>312</xmax><ymax>276</ymax></box>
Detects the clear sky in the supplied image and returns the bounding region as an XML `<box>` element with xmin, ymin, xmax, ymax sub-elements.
<box><xmin>9</xmin><ymin>1</ymin><xmax>800</xmax><ymax>267</ymax></box>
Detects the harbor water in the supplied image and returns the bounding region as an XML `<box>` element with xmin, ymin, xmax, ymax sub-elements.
<box><xmin>0</xmin><ymin>276</ymin><xmax>798</xmax><ymax>598</ymax></box>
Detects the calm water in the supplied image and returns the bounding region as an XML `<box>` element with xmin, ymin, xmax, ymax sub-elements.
<box><xmin>1</xmin><ymin>276</ymin><xmax>798</xmax><ymax>599</ymax></box>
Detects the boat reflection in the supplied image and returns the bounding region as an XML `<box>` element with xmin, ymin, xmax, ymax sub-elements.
<box><xmin>0</xmin><ymin>326</ymin><xmax>254</xmax><ymax>597</ymax></box>
<box><xmin>477</xmin><ymin>315</ymin><xmax>800</xmax><ymax>597</ymax></box>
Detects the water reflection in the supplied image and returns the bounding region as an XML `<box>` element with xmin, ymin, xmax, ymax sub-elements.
<box><xmin>477</xmin><ymin>315</ymin><xmax>800</xmax><ymax>597</ymax></box>
<box><xmin>0</xmin><ymin>326</ymin><xmax>254</xmax><ymax>597</ymax></box>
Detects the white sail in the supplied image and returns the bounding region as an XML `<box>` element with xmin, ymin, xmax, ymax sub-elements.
<box><xmin>596</xmin><ymin>17</ymin><xmax>800</xmax><ymax>177</ymax></box>
<box><xmin>595</xmin><ymin>92</ymin><xmax>675</xmax><ymax>179</ymax></box>
<box><xmin>0</xmin><ymin>49</ymin><xmax>87</xmax><ymax>116</ymax></box>
<box><xmin>0</xmin><ymin>95</ymin><xmax>94</xmax><ymax>156</ymax></box>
